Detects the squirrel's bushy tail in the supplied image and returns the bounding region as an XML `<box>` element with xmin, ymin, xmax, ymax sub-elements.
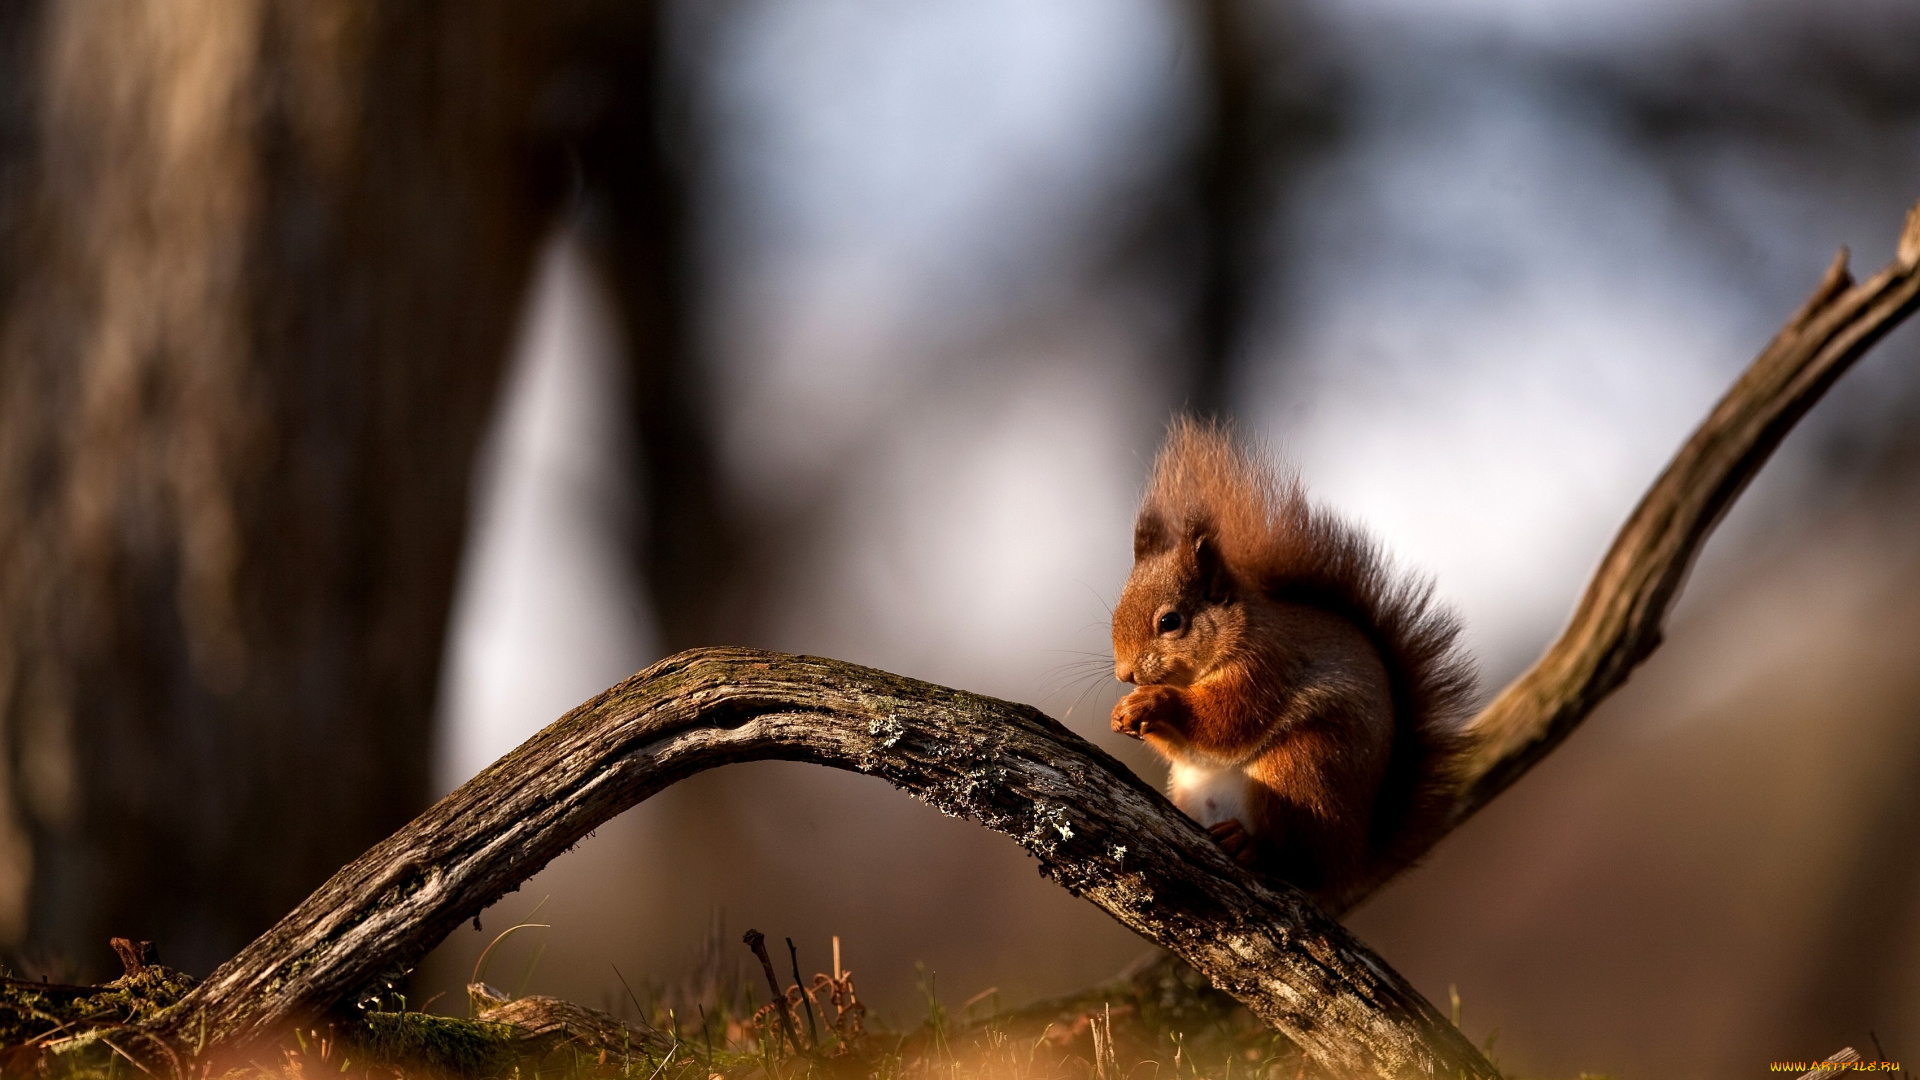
<box><xmin>1141</xmin><ymin>417</ymin><xmax>1477</xmax><ymax>874</ymax></box>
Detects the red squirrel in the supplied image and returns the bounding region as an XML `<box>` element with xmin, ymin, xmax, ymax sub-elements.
<box><xmin>1110</xmin><ymin>419</ymin><xmax>1474</xmax><ymax>906</ymax></box>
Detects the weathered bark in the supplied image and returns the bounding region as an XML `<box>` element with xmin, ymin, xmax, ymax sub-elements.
<box><xmin>141</xmin><ymin>650</ymin><xmax>1499</xmax><ymax>1079</ymax></box>
<box><xmin>0</xmin><ymin>1</ymin><xmax>595</xmax><ymax>970</ymax></box>
<box><xmin>474</xmin><ymin>994</ymin><xmax>672</xmax><ymax>1058</ymax></box>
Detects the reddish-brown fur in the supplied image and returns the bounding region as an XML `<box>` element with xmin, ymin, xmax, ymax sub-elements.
<box><xmin>1110</xmin><ymin>418</ymin><xmax>1474</xmax><ymax>906</ymax></box>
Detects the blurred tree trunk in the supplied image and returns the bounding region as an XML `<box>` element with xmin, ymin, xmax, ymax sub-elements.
<box><xmin>1182</xmin><ymin>0</ymin><xmax>1339</xmax><ymax>417</ymax></box>
<box><xmin>567</xmin><ymin>9</ymin><xmax>742</xmax><ymax>653</ymax></box>
<box><xmin>0</xmin><ymin>1</ymin><xmax>647</xmax><ymax>976</ymax></box>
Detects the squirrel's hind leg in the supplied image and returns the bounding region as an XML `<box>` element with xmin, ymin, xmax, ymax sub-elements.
<box><xmin>1208</xmin><ymin>819</ymin><xmax>1258</xmax><ymax>867</ymax></box>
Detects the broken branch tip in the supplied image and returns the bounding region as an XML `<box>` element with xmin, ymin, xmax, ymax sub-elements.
<box><xmin>1899</xmin><ymin>199</ymin><xmax>1920</xmax><ymax>269</ymax></box>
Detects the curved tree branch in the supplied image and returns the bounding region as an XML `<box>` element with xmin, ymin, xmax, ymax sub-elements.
<box><xmin>1336</xmin><ymin>200</ymin><xmax>1920</xmax><ymax>908</ymax></box>
<box><xmin>128</xmin><ymin>202</ymin><xmax>1920</xmax><ymax>1076</ymax></box>
<box><xmin>1453</xmin><ymin>205</ymin><xmax>1920</xmax><ymax>816</ymax></box>
<box><xmin>139</xmin><ymin>649</ymin><xmax>1496</xmax><ymax>1078</ymax></box>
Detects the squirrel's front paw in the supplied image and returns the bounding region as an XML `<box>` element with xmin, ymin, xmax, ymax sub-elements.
<box><xmin>1111</xmin><ymin>684</ymin><xmax>1182</xmax><ymax>739</ymax></box>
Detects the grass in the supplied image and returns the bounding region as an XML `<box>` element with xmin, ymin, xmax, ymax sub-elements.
<box><xmin>2</xmin><ymin>927</ymin><xmax>1605</xmax><ymax>1080</ymax></box>
<box><xmin>0</xmin><ymin>927</ymin><xmax>1315</xmax><ymax>1080</ymax></box>
<box><xmin>0</xmin><ymin>928</ymin><xmax>1860</xmax><ymax>1080</ymax></box>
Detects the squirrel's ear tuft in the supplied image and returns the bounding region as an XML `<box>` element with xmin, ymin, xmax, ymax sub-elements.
<box><xmin>1133</xmin><ymin>511</ymin><xmax>1171</xmax><ymax>560</ymax></box>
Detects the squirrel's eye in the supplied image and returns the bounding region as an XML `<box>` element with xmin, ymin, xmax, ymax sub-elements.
<box><xmin>1156</xmin><ymin>610</ymin><xmax>1185</xmax><ymax>635</ymax></box>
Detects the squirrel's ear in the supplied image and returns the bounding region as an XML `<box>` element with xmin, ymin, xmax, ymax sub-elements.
<box><xmin>1133</xmin><ymin>512</ymin><xmax>1171</xmax><ymax>560</ymax></box>
<box><xmin>1189</xmin><ymin>528</ymin><xmax>1231</xmax><ymax>603</ymax></box>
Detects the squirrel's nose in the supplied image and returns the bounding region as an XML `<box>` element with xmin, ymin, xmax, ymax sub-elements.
<box><xmin>1114</xmin><ymin>660</ymin><xmax>1136</xmax><ymax>684</ymax></box>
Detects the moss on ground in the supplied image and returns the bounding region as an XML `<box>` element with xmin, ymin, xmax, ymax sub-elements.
<box><xmin>0</xmin><ymin>961</ymin><xmax>198</xmax><ymax>1071</ymax></box>
<box><xmin>357</xmin><ymin>1010</ymin><xmax>522</xmax><ymax>1076</ymax></box>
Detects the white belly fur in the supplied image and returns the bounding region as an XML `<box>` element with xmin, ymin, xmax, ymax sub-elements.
<box><xmin>1167</xmin><ymin>759</ymin><xmax>1253</xmax><ymax>831</ymax></box>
